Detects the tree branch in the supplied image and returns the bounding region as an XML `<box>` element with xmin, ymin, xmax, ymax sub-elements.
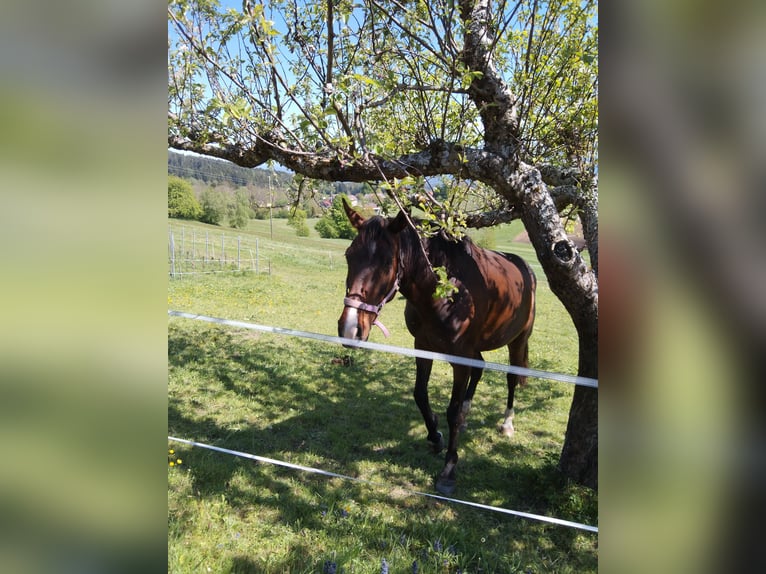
<box><xmin>459</xmin><ymin>0</ymin><xmax>519</xmax><ymax>156</ymax></box>
<box><xmin>168</xmin><ymin>131</ymin><xmax>515</xmax><ymax>187</ymax></box>
<box><xmin>365</xmin><ymin>82</ymin><xmax>468</xmax><ymax>110</ymax></box>
<box><xmin>244</xmin><ymin>0</ymin><xmax>283</xmax><ymax>121</ymax></box>
<box><xmin>368</xmin><ymin>0</ymin><xmax>451</xmax><ymax>69</ymax></box>
<box><xmin>325</xmin><ymin>0</ymin><xmax>334</xmax><ymax>89</ymax></box>
<box><xmin>549</xmin><ymin>184</ymin><xmax>581</xmax><ymax>211</ymax></box>
<box><xmin>538</xmin><ymin>164</ymin><xmax>587</xmax><ymax>187</ymax></box>
<box><xmin>464</xmin><ymin>207</ymin><xmax>520</xmax><ymax>228</ymax></box>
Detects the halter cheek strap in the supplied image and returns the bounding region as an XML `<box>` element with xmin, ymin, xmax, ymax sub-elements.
<box><xmin>343</xmin><ymin>277</ymin><xmax>400</xmax><ymax>338</ymax></box>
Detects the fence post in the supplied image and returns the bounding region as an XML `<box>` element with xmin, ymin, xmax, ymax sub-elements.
<box><xmin>221</xmin><ymin>234</ymin><xmax>225</xmax><ymax>268</ymax></box>
<box><xmin>169</xmin><ymin>230</ymin><xmax>176</xmax><ymax>279</ymax></box>
<box><xmin>256</xmin><ymin>238</ymin><xmax>259</xmax><ymax>274</ymax></box>
<box><xmin>205</xmin><ymin>231</ymin><xmax>209</xmax><ymax>269</ymax></box>
<box><xmin>237</xmin><ymin>236</ymin><xmax>241</xmax><ymax>271</ymax></box>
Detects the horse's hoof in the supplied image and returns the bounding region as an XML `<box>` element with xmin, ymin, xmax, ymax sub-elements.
<box><xmin>499</xmin><ymin>423</ymin><xmax>515</xmax><ymax>437</ymax></box>
<box><xmin>429</xmin><ymin>431</ymin><xmax>444</xmax><ymax>453</ymax></box>
<box><xmin>435</xmin><ymin>476</ymin><xmax>457</xmax><ymax>496</ymax></box>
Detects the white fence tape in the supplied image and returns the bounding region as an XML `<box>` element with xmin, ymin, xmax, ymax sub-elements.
<box><xmin>168</xmin><ymin>436</ymin><xmax>598</xmax><ymax>533</ymax></box>
<box><xmin>168</xmin><ymin>310</ymin><xmax>598</xmax><ymax>388</ymax></box>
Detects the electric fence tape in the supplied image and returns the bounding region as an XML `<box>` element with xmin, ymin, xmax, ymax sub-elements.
<box><xmin>168</xmin><ymin>310</ymin><xmax>597</xmax><ymax>388</ymax></box>
<box><xmin>168</xmin><ymin>436</ymin><xmax>598</xmax><ymax>533</ymax></box>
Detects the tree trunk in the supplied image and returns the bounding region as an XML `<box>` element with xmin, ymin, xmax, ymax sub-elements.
<box><xmin>559</xmin><ymin>386</ymin><xmax>598</xmax><ymax>488</ymax></box>
<box><xmin>512</xmin><ymin>163</ymin><xmax>599</xmax><ymax>489</ymax></box>
<box><xmin>458</xmin><ymin>2</ymin><xmax>599</xmax><ymax>489</ymax></box>
<box><xmin>559</xmin><ymin>320</ymin><xmax>598</xmax><ymax>488</ymax></box>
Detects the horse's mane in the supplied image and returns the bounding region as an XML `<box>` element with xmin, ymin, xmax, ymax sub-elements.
<box><xmin>349</xmin><ymin>215</ymin><xmax>396</xmax><ymax>266</ymax></box>
<box><xmin>395</xmin><ymin>217</ymin><xmax>476</xmax><ymax>280</ymax></box>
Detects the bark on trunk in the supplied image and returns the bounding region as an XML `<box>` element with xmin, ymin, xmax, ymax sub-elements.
<box><xmin>559</xmin><ymin>318</ymin><xmax>598</xmax><ymax>489</ymax></box>
<box><xmin>512</xmin><ymin>163</ymin><xmax>599</xmax><ymax>489</ymax></box>
<box><xmin>560</xmin><ymin>385</ymin><xmax>598</xmax><ymax>488</ymax></box>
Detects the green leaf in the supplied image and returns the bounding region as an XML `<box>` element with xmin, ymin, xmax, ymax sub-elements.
<box><xmin>350</xmin><ymin>73</ymin><xmax>381</xmax><ymax>88</ymax></box>
<box><xmin>432</xmin><ymin>266</ymin><xmax>458</xmax><ymax>301</ymax></box>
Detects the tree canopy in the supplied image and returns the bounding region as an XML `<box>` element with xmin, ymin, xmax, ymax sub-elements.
<box><xmin>168</xmin><ymin>175</ymin><xmax>203</xmax><ymax>219</ymax></box>
<box><xmin>168</xmin><ymin>0</ymin><xmax>596</xmax><ymax>233</ymax></box>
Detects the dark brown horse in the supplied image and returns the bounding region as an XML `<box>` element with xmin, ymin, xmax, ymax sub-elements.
<box><xmin>337</xmin><ymin>198</ymin><xmax>536</xmax><ymax>494</ymax></box>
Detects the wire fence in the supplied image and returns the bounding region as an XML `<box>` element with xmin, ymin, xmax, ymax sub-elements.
<box><xmin>168</xmin><ymin>227</ymin><xmax>268</xmax><ymax>277</ymax></box>
<box><xmin>167</xmin><ymin>224</ymin><xmax>345</xmax><ymax>278</ymax></box>
<box><xmin>166</xmin><ymin>223</ymin><xmax>556</xmax><ymax>287</ymax></box>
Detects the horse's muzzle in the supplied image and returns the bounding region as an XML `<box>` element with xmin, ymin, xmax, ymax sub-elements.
<box><xmin>338</xmin><ymin>307</ymin><xmax>367</xmax><ymax>346</ymax></box>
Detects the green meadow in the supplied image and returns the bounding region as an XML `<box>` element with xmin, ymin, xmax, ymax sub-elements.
<box><xmin>168</xmin><ymin>217</ymin><xmax>597</xmax><ymax>573</ymax></box>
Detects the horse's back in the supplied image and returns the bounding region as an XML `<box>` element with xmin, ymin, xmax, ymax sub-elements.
<box><xmin>405</xmin><ymin>239</ymin><xmax>536</xmax><ymax>354</ymax></box>
<box><xmin>468</xmin><ymin>247</ymin><xmax>536</xmax><ymax>350</ymax></box>
<box><xmin>496</xmin><ymin>250</ymin><xmax>537</xmax><ymax>298</ymax></box>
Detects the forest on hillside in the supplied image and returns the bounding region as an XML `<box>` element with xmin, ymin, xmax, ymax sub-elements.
<box><xmin>168</xmin><ymin>150</ymin><xmax>365</xmax><ymax>197</ymax></box>
<box><xmin>168</xmin><ymin>150</ymin><xmax>292</xmax><ymax>188</ymax></box>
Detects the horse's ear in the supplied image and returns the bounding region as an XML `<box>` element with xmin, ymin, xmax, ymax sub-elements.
<box><xmin>389</xmin><ymin>208</ymin><xmax>409</xmax><ymax>234</ymax></box>
<box><xmin>342</xmin><ymin>196</ymin><xmax>365</xmax><ymax>229</ymax></box>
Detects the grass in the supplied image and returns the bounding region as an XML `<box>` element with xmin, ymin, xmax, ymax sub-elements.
<box><xmin>168</xmin><ymin>217</ymin><xmax>597</xmax><ymax>573</ymax></box>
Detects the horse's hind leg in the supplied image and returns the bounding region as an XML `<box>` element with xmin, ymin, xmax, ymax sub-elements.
<box><xmin>413</xmin><ymin>357</ymin><xmax>443</xmax><ymax>452</ymax></box>
<box><xmin>459</xmin><ymin>353</ymin><xmax>483</xmax><ymax>432</ymax></box>
<box><xmin>500</xmin><ymin>335</ymin><xmax>529</xmax><ymax>437</ymax></box>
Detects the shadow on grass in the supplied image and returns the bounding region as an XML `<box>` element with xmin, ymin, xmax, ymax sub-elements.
<box><xmin>168</xmin><ymin>321</ymin><xmax>596</xmax><ymax>569</ymax></box>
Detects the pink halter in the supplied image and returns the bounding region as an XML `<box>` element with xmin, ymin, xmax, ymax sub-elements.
<box><xmin>343</xmin><ymin>276</ymin><xmax>400</xmax><ymax>338</ymax></box>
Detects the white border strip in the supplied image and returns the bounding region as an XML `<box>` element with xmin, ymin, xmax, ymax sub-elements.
<box><xmin>168</xmin><ymin>436</ymin><xmax>598</xmax><ymax>533</ymax></box>
<box><xmin>168</xmin><ymin>310</ymin><xmax>598</xmax><ymax>388</ymax></box>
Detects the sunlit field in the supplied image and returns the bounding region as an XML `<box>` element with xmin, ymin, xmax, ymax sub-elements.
<box><xmin>168</xmin><ymin>217</ymin><xmax>597</xmax><ymax>573</ymax></box>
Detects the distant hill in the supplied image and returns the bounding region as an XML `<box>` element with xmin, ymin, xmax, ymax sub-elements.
<box><xmin>168</xmin><ymin>149</ymin><xmax>367</xmax><ymax>198</ymax></box>
<box><xmin>168</xmin><ymin>150</ymin><xmax>294</xmax><ymax>189</ymax></box>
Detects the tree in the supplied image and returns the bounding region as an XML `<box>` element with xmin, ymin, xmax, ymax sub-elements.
<box><xmin>315</xmin><ymin>194</ymin><xmax>360</xmax><ymax>239</ymax></box>
<box><xmin>168</xmin><ymin>0</ymin><xmax>598</xmax><ymax>487</ymax></box>
<box><xmin>287</xmin><ymin>207</ymin><xmax>311</xmax><ymax>237</ymax></box>
<box><xmin>313</xmin><ymin>215</ymin><xmax>338</xmax><ymax>239</ymax></box>
<box><xmin>168</xmin><ymin>175</ymin><xmax>202</xmax><ymax>220</ymax></box>
<box><xmin>228</xmin><ymin>188</ymin><xmax>253</xmax><ymax>228</ymax></box>
<box><xmin>198</xmin><ymin>187</ymin><xmax>228</xmax><ymax>225</ymax></box>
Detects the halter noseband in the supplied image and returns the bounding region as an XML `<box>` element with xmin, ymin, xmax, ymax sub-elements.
<box><xmin>343</xmin><ymin>274</ymin><xmax>400</xmax><ymax>338</ymax></box>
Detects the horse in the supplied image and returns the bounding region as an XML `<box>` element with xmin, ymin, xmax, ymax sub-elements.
<box><xmin>337</xmin><ymin>198</ymin><xmax>537</xmax><ymax>495</ymax></box>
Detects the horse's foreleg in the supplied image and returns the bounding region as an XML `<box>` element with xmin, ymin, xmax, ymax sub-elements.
<box><xmin>501</xmin><ymin>335</ymin><xmax>530</xmax><ymax>437</ymax></box>
<box><xmin>413</xmin><ymin>357</ymin><xmax>442</xmax><ymax>452</ymax></box>
<box><xmin>436</xmin><ymin>363</ymin><xmax>471</xmax><ymax>495</ymax></box>
<box><xmin>459</xmin><ymin>353</ymin><xmax>483</xmax><ymax>432</ymax></box>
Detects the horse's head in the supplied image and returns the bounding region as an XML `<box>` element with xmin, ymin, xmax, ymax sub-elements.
<box><xmin>338</xmin><ymin>197</ymin><xmax>408</xmax><ymax>342</ymax></box>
